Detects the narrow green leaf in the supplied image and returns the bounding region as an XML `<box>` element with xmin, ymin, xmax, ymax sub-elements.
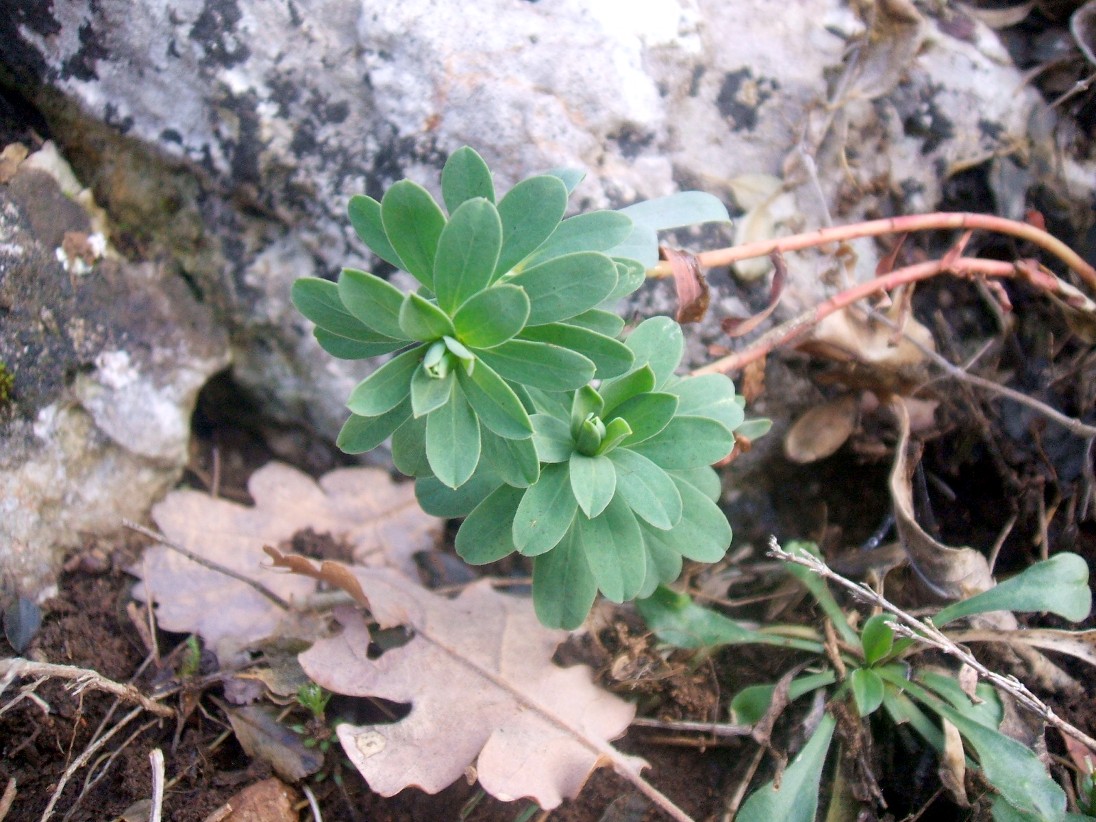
<box><xmin>381</xmin><ymin>180</ymin><xmax>446</xmax><ymax>289</ymax></box>
<box><xmin>637</xmin><ymin>586</ymin><xmax>824</xmax><ymax>652</ymax></box>
<box><xmin>572</xmin><ymin>495</ymin><xmax>645</xmax><ymax>602</ymax></box>
<box><xmin>736</xmin><ymin>713</ymin><xmax>836</xmax><ymax>822</ymax></box>
<box><xmin>526</xmin><ymin>210</ymin><xmax>634</xmax><ymax>265</ymax></box>
<box><xmin>457</xmin><ymin>360</ymin><xmax>533</xmax><ymax>440</ymax></box>
<box><xmin>935</xmin><ymin>553</ymin><xmax>1091</xmax><ymax>627</ymax></box>
<box><xmin>610</xmin><ymin>448</ymin><xmax>682</xmax><ymax>530</ymax></box>
<box><xmin>416</xmin><ymin>470</ymin><xmax>504</xmax><ymax>518</ymax></box>
<box><xmin>567</xmin><ymin>309</ymin><xmax>626</xmax><ymax>338</ymax></box>
<box><xmin>600</xmin><ymin>365</ymin><xmax>656</xmax><ymax>413</ymax></box>
<box><xmin>481</xmin><ymin>430</ymin><xmax>540</xmax><ymax>487</ymax></box>
<box><xmin>441</xmin><ymin>146</ymin><xmax>495</xmax><ymax>211</ymax></box>
<box><xmin>532</xmin><ymin>526</ymin><xmax>598</xmax><ymax>629</ymax></box>
<box><xmin>630</xmin><ymin>416</ymin><xmax>734</xmax><ymax>469</ymax></box>
<box><xmin>347</xmin><ymin>194</ymin><xmax>404</xmax><ymax>270</ymax></box>
<box><xmin>568</xmin><ymin>453</ymin><xmax>616</xmax><ymax>518</ymax></box>
<box><xmin>346</xmin><ymin>347</ymin><xmax>422</xmax><ymax>416</ymax></box>
<box><xmin>495</xmin><ymin>175</ymin><xmax>568</xmax><ymax>277</ymax></box>
<box><xmin>433</xmin><ymin>198</ymin><xmax>503</xmax><ymax>312</ymax></box>
<box><xmin>453</xmin><ymin>284</ymin><xmax>530</xmax><ymax>348</ymax></box>
<box><xmin>477</xmin><ymin>340</ymin><xmax>595</xmax><ymax>392</ymax></box>
<box><xmin>881</xmin><ymin>685</ymin><xmax>945</xmax><ymax>752</ymax></box>
<box><xmin>292</xmin><ymin>277</ymin><xmax>398</xmax><ymax>341</ymax></box>
<box><xmin>314</xmin><ymin>329</ymin><xmax>404</xmax><ymax>359</ymax></box>
<box><xmin>610</xmin><ymin>392</ymin><xmax>678</xmax><ymax>446</ymax></box>
<box><xmin>850</xmin><ymin>668</ymin><xmax>885</xmax><ymax>716</ymax></box>
<box><xmin>336</xmin><ymin>398</ymin><xmax>412</xmax><ymax>454</ymax></box>
<box><xmin>667</xmin><ymin>374</ymin><xmax>745</xmax><ymax>432</ymax></box>
<box><xmin>731</xmin><ymin>672</ymin><xmax>839</xmax><ymax>725</ymax></box>
<box><xmin>624</xmin><ymin>316</ymin><xmax>684</xmax><ymax>388</ymax></box>
<box><xmin>410</xmin><ymin>364</ymin><xmax>454</xmax><ymax>418</ymax></box>
<box><xmin>398</xmin><ymin>292</ymin><xmax>455</xmax><ymax>341</ymax></box>
<box><xmin>531</xmin><ymin>413</ymin><xmax>574</xmax><ymax>463</ymax></box>
<box><xmin>425</xmin><ymin>386</ymin><xmax>480</xmax><ymax>489</ymax></box>
<box><xmin>783</xmin><ymin>541</ymin><xmax>860</xmax><ymax>646</ymax></box>
<box><xmin>652</xmin><ymin>476</ymin><xmax>731</xmax><ymax>562</ymax></box>
<box><xmin>860</xmin><ymin>614</ymin><xmax>896</xmax><ymax>665</ymax></box>
<box><xmin>918</xmin><ymin>671</ymin><xmax>1003</xmax><ymax>730</ymax></box>
<box><xmin>514</xmin><ymin>462</ymin><xmax>578</xmax><ymax>556</ymax></box>
<box><xmin>457</xmin><ymin>485</ymin><xmax>525</xmax><ymax>564</ymax></box>
<box><xmin>391</xmin><ymin>413</ymin><xmax>430</xmax><ymax>477</ymax></box>
<box><xmin>336</xmin><ymin>268</ymin><xmax>409</xmax><ymax>340</ymax></box>
<box><xmin>510</xmin><ymin>252</ymin><xmax>619</xmax><ymax>325</ymax></box>
<box><xmin>520</xmin><ymin>323</ymin><xmax>634</xmax><ymax>379</ymax></box>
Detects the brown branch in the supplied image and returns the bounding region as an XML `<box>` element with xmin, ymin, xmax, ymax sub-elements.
<box><xmin>0</xmin><ymin>658</ymin><xmax>174</xmax><ymax>718</ymax></box>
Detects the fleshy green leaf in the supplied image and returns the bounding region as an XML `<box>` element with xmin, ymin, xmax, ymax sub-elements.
<box><xmin>568</xmin><ymin>453</ymin><xmax>616</xmax><ymax>518</ymax></box>
<box><xmin>667</xmin><ymin>466</ymin><xmax>722</xmax><ymax>502</ymax></box>
<box><xmin>336</xmin><ymin>398</ymin><xmax>412</xmax><ymax>454</ymax></box>
<box><xmin>416</xmin><ymin>469</ymin><xmax>504</xmax><ymax>518</ymax></box>
<box><xmin>410</xmin><ymin>364</ymin><xmax>454</xmax><ymax>418</ymax></box>
<box><xmin>600</xmin><ymin>365</ymin><xmax>656</xmax><ymax>413</ymax></box>
<box><xmin>567</xmin><ymin>309</ymin><xmax>626</xmax><ymax>338</ymax></box>
<box><xmin>736</xmin><ymin>418</ymin><xmax>773</xmax><ymax>440</ymax></box>
<box><xmin>736</xmin><ymin>713</ymin><xmax>835</xmax><ymax>822</ymax></box>
<box><xmin>619</xmin><ymin>191</ymin><xmax>730</xmax><ymax>232</ymax></box>
<box><xmin>510</xmin><ymin>252</ymin><xmax>619</xmax><ymax>325</ymax></box>
<box><xmin>495</xmin><ymin>175</ymin><xmax>569</xmax><ymax>277</ymax></box>
<box><xmin>453</xmin><ymin>284</ymin><xmax>530</xmax><ymax>348</ymax></box>
<box><xmin>441</xmin><ymin>146</ymin><xmax>495</xmax><ymax>211</ymax></box>
<box><xmin>456</xmin><ymin>485</ymin><xmax>525</xmax><ymax>564</ymax></box>
<box><xmin>850</xmin><ymin>668</ymin><xmax>885</xmax><ymax>716</ymax></box>
<box><xmin>346</xmin><ymin>347</ymin><xmax>422</xmax><ymax>416</ymax></box>
<box><xmin>860</xmin><ymin>614</ymin><xmax>896</xmax><ymax>665</ymax></box>
<box><xmin>637</xmin><ymin>533</ymin><xmax>682</xmax><ymax>598</ymax></box>
<box><xmin>610</xmin><ymin>392</ymin><xmax>678</xmax><ymax>445</ymax></box>
<box><xmin>533</xmin><ymin>525</ymin><xmax>599</xmax><ymax>629</ymax></box>
<box><xmin>477</xmin><ymin>340</ymin><xmax>595</xmax><ymax>392</ymax></box>
<box><xmin>572</xmin><ymin>495</ymin><xmax>645</xmax><ymax>602</ymax></box>
<box><xmin>624</xmin><ymin>317</ymin><xmax>684</xmax><ymax>388</ymax></box>
<box><xmin>667</xmin><ymin>374</ymin><xmax>745</xmax><ymax>432</ymax></box>
<box><xmin>391</xmin><ymin>413</ymin><xmax>430</xmax><ymax>477</ymax></box>
<box><xmin>456</xmin><ymin>360</ymin><xmax>533</xmax><ymax>440</ymax></box>
<box><xmin>935</xmin><ymin>553</ymin><xmax>1091</xmax><ymax>627</ymax></box>
<box><xmin>314</xmin><ymin>329</ymin><xmax>404</xmax><ymax>359</ymax></box>
<box><xmin>381</xmin><ymin>180</ymin><xmax>447</xmax><ymax>289</ymax></box>
<box><xmin>292</xmin><ymin>277</ymin><xmax>400</xmax><ymax>342</ymax></box>
<box><xmin>603</xmin><ymin>257</ymin><xmax>647</xmax><ymax>303</ymax></box>
<box><xmin>520</xmin><ymin>323</ymin><xmax>634</xmax><ymax>379</ymax></box>
<box><xmin>570</xmin><ymin>385</ymin><xmax>604</xmax><ymax>436</ymax></box>
<box><xmin>481</xmin><ymin>431</ymin><xmax>540</xmax><ymax>488</ymax></box>
<box><xmin>347</xmin><ymin>194</ymin><xmax>404</xmax><ymax>270</ymax></box>
<box><xmin>425</xmin><ymin>386</ymin><xmax>480</xmax><ymax>488</ymax></box>
<box><xmin>731</xmin><ymin>671</ymin><xmax>838</xmax><ymax>725</ymax></box>
<box><xmin>630</xmin><ymin>416</ymin><xmax>734</xmax><ymax>469</ymax></box>
<box><xmin>336</xmin><ymin>268</ymin><xmax>409</xmax><ymax>340</ymax></box>
<box><xmin>637</xmin><ymin>587</ymin><xmax>823</xmax><ymax>652</ymax></box>
<box><xmin>531</xmin><ymin>413</ymin><xmax>574</xmax><ymax>463</ymax></box>
<box><xmin>610</xmin><ymin>448</ymin><xmax>682</xmax><ymax>530</ymax></box>
<box><xmin>514</xmin><ymin>462</ymin><xmax>578</xmax><ymax>556</ymax></box>
<box><xmin>526</xmin><ymin>211</ymin><xmax>634</xmax><ymax>265</ymax></box>
<box><xmin>433</xmin><ymin>198</ymin><xmax>503</xmax><ymax>312</ymax></box>
<box><xmin>399</xmin><ymin>292</ymin><xmax>456</xmax><ymax>341</ymax></box>
<box><xmin>654</xmin><ymin>476</ymin><xmax>731</xmax><ymax>562</ymax></box>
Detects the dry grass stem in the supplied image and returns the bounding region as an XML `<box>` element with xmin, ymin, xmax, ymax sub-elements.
<box><xmin>0</xmin><ymin>658</ymin><xmax>173</xmax><ymax>718</ymax></box>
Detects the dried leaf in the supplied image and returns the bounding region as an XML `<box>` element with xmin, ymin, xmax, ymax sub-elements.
<box><xmin>283</xmin><ymin>555</ymin><xmax>643</xmax><ymax>809</ymax></box>
<box><xmin>959</xmin><ymin>1</ymin><xmax>1036</xmax><ymax>28</ymax></box>
<box><xmin>783</xmin><ymin>394</ymin><xmax>859</xmax><ymax>464</ymax></box>
<box><xmin>660</xmin><ymin>246</ymin><xmax>710</xmax><ymax>323</ymax></box>
<box><xmin>0</xmin><ymin>143</ymin><xmax>29</xmax><ymax>185</ymax></box>
<box><xmin>134</xmin><ymin>462</ymin><xmax>442</xmax><ymax>656</ymax></box>
<box><xmin>206</xmin><ymin>778</ymin><xmax>300</xmax><ymax>822</ymax></box>
<box><xmin>226</xmin><ymin>705</ymin><xmax>324</xmax><ymax>781</ymax></box>
<box><xmin>722</xmin><ymin>252</ymin><xmax>787</xmax><ymax>337</ymax></box>
<box><xmin>843</xmin><ymin>0</ymin><xmax>925</xmax><ymax>102</ymax></box>
<box><xmin>949</xmin><ymin>628</ymin><xmax>1096</xmax><ymax>668</ymax></box>
<box><xmin>3</xmin><ymin>597</ymin><xmax>41</xmax><ymax>653</ymax></box>
<box><xmin>801</xmin><ymin>302</ymin><xmax>934</xmax><ymax>380</ymax></box>
<box><xmin>731</xmin><ymin>182</ymin><xmax>795</xmax><ymax>283</ymax></box>
<box><xmin>939</xmin><ymin>718</ymin><xmax>970</xmax><ymax>806</ymax></box>
<box><xmin>1072</xmin><ymin>0</ymin><xmax>1096</xmax><ymax>65</ymax></box>
<box><xmin>889</xmin><ymin>400</ymin><xmax>996</xmax><ymax>601</ymax></box>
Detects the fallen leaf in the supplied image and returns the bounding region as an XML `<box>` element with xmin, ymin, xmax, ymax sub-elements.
<box><xmin>205</xmin><ymin>777</ymin><xmax>300</xmax><ymax>822</ymax></box>
<box><xmin>842</xmin><ymin>0</ymin><xmax>925</xmax><ymax>102</ymax></box>
<box><xmin>1073</xmin><ymin>0</ymin><xmax>1096</xmax><ymax>65</ymax></box>
<box><xmin>134</xmin><ymin>462</ymin><xmax>443</xmax><ymax>656</ymax></box>
<box><xmin>949</xmin><ymin>628</ymin><xmax>1096</xmax><ymax>669</ymax></box>
<box><xmin>276</xmin><ymin>552</ymin><xmax>643</xmax><ymax>809</ymax></box>
<box><xmin>226</xmin><ymin>705</ymin><xmax>324</xmax><ymax>782</ymax></box>
<box><xmin>660</xmin><ymin>245</ymin><xmax>710</xmax><ymax>323</ymax></box>
<box><xmin>939</xmin><ymin>718</ymin><xmax>969</xmax><ymax>806</ymax></box>
<box><xmin>800</xmin><ymin>301</ymin><xmax>934</xmax><ymax>383</ymax></box>
<box><xmin>783</xmin><ymin>394</ymin><xmax>859</xmax><ymax>464</ymax></box>
<box><xmin>0</xmin><ymin>143</ymin><xmax>28</xmax><ymax>185</ymax></box>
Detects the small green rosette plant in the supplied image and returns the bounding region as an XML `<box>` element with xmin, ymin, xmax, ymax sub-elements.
<box><xmin>292</xmin><ymin>146</ymin><xmax>749</xmax><ymax>628</ymax></box>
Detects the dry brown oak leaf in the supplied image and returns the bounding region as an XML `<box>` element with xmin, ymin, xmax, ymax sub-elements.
<box><xmin>134</xmin><ymin>462</ymin><xmax>442</xmax><ymax>654</ymax></box>
<box><xmin>283</xmin><ymin>554</ymin><xmax>644</xmax><ymax>809</ymax></box>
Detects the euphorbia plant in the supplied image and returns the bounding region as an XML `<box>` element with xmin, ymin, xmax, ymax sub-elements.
<box><xmin>292</xmin><ymin>146</ymin><xmax>750</xmax><ymax>627</ymax></box>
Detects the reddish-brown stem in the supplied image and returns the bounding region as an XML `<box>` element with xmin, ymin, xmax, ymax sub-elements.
<box><xmin>651</xmin><ymin>212</ymin><xmax>1096</xmax><ymax>291</ymax></box>
<box><xmin>693</xmin><ymin>257</ymin><xmax>1037</xmax><ymax>375</ymax></box>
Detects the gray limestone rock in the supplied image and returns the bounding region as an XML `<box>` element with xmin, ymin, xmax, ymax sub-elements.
<box><xmin>0</xmin><ymin>144</ymin><xmax>229</xmax><ymax>598</ymax></box>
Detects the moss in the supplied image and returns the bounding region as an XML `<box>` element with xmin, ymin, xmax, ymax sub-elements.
<box><xmin>0</xmin><ymin>362</ymin><xmax>13</xmax><ymax>407</ymax></box>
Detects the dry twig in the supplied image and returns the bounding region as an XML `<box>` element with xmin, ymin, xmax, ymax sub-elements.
<box><xmin>0</xmin><ymin>658</ymin><xmax>173</xmax><ymax>718</ymax></box>
<box><xmin>767</xmin><ymin>539</ymin><xmax>1096</xmax><ymax>754</ymax></box>
<box><xmin>149</xmin><ymin>749</ymin><xmax>165</xmax><ymax>822</ymax></box>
